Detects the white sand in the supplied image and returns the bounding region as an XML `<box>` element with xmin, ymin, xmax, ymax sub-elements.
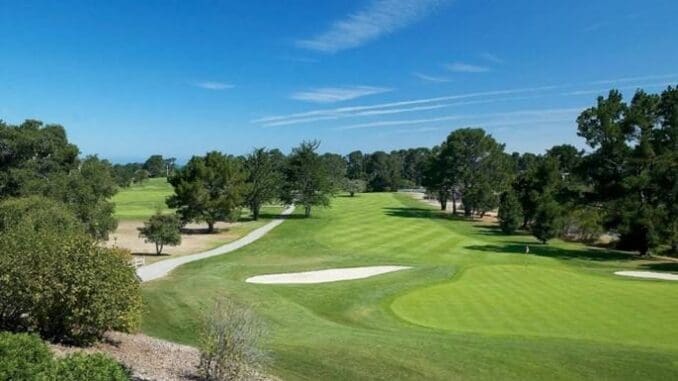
<box><xmin>614</xmin><ymin>271</ymin><xmax>678</xmax><ymax>281</ymax></box>
<box><xmin>246</xmin><ymin>265</ymin><xmax>411</xmax><ymax>284</ymax></box>
<box><xmin>137</xmin><ymin>206</ymin><xmax>295</xmax><ymax>282</ymax></box>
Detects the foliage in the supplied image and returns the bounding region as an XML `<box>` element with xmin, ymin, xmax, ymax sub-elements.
<box><xmin>281</xmin><ymin>141</ymin><xmax>334</xmax><ymax>217</ymax></box>
<box><xmin>0</xmin><ymin>196</ymin><xmax>84</xmax><ymax>234</ymax></box>
<box><xmin>198</xmin><ymin>298</ymin><xmax>267</xmax><ymax>381</ymax></box>
<box><xmin>0</xmin><ymin>225</ymin><xmax>141</xmax><ymax>345</ymax></box>
<box><xmin>53</xmin><ymin>353</ymin><xmax>130</xmax><ymax>381</ymax></box>
<box><xmin>168</xmin><ymin>151</ymin><xmax>247</xmax><ymax>232</ymax></box>
<box><xmin>531</xmin><ymin>195</ymin><xmax>564</xmax><ymax>243</ymax></box>
<box><xmin>0</xmin><ymin>120</ymin><xmax>118</xmax><ymax>239</ymax></box>
<box><xmin>576</xmin><ymin>87</ymin><xmax>678</xmax><ymax>254</ymax></box>
<box><xmin>497</xmin><ymin>190</ymin><xmax>522</xmax><ymax>234</ymax></box>
<box><xmin>322</xmin><ymin>152</ymin><xmax>348</xmax><ymax>192</ymax></box>
<box><xmin>561</xmin><ymin>207</ymin><xmax>604</xmax><ymax>242</ymax></box>
<box><xmin>111</xmin><ymin>162</ymin><xmax>143</xmax><ymax>187</ymax></box>
<box><xmin>0</xmin><ymin>332</ymin><xmax>54</xmax><ymax>380</ymax></box>
<box><xmin>438</xmin><ymin>128</ymin><xmax>511</xmax><ymax>216</ymax></box>
<box><xmin>345</xmin><ymin>179</ymin><xmax>367</xmax><ymax>196</ymax></box>
<box><xmin>138</xmin><ymin>212</ymin><xmax>182</xmax><ymax>255</ymax></box>
<box><xmin>244</xmin><ymin>148</ymin><xmax>283</xmax><ymax>220</ymax></box>
<box><xmin>144</xmin><ymin>154</ymin><xmax>167</xmax><ymax>178</ymax></box>
<box><xmin>364</xmin><ymin>151</ymin><xmax>402</xmax><ymax>191</ymax></box>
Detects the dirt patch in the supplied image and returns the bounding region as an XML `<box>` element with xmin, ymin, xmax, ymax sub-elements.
<box><xmin>106</xmin><ymin>221</ymin><xmax>245</xmax><ymax>263</ymax></box>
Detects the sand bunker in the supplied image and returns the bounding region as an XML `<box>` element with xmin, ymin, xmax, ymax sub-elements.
<box><xmin>614</xmin><ymin>271</ymin><xmax>678</xmax><ymax>281</ymax></box>
<box><xmin>246</xmin><ymin>266</ymin><xmax>411</xmax><ymax>284</ymax></box>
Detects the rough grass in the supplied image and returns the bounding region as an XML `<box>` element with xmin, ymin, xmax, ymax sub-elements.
<box><xmin>141</xmin><ymin>193</ymin><xmax>678</xmax><ymax>380</ymax></box>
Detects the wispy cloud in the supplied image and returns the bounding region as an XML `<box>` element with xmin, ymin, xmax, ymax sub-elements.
<box><xmin>563</xmin><ymin>81</ymin><xmax>678</xmax><ymax>96</ymax></box>
<box><xmin>412</xmin><ymin>72</ymin><xmax>452</xmax><ymax>83</ymax></box>
<box><xmin>480</xmin><ymin>52</ymin><xmax>503</xmax><ymax>64</ymax></box>
<box><xmin>278</xmin><ymin>56</ymin><xmax>320</xmax><ymax>63</ymax></box>
<box><xmin>589</xmin><ymin>73</ymin><xmax>678</xmax><ymax>85</ymax></box>
<box><xmin>290</xmin><ymin>86</ymin><xmax>392</xmax><ymax>103</ymax></box>
<box><xmin>295</xmin><ymin>0</ymin><xmax>446</xmax><ymax>53</ymax></box>
<box><xmin>445</xmin><ymin>62</ymin><xmax>491</xmax><ymax>73</ymax></box>
<box><xmin>256</xmin><ymin>85</ymin><xmax>559</xmax><ymax>126</ymax></box>
<box><xmin>193</xmin><ymin>81</ymin><xmax>234</xmax><ymax>90</ymax></box>
<box><xmin>335</xmin><ymin>107</ymin><xmax>581</xmax><ymax>130</ymax></box>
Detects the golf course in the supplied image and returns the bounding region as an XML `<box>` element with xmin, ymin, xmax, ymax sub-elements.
<box><xmin>141</xmin><ymin>192</ymin><xmax>678</xmax><ymax>380</ymax></box>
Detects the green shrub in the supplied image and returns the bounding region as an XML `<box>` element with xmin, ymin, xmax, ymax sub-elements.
<box><xmin>0</xmin><ymin>224</ymin><xmax>142</xmax><ymax>345</ymax></box>
<box><xmin>53</xmin><ymin>353</ymin><xmax>130</xmax><ymax>381</ymax></box>
<box><xmin>0</xmin><ymin>195</ymin><xmax>84</xmax><ymax>234</ymax></box>
<box><xmin>0</xmin><ymin>332</ymin><xmax>54</xmax><ymax>380</ymax></box>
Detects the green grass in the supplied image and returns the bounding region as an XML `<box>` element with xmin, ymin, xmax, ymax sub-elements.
<box><xmin>112</xmin><ymin>178</ymin><xmax>174</xmax><ymax>220</ymax></box>
<box><xmin>141</xmin><ymin>193</ymin><xmax>678</xmax><ymax>380</ymax></box>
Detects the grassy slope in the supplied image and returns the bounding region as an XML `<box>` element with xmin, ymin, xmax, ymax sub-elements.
<box><xmin>112</xmin><ymin>178</ymin><xmax>174</xmax><ymax>220</ymax></box>
<box><xmin>141</xmin><ymin>193</ymin><xmax>678</xmax><ymax>380</ymax></box>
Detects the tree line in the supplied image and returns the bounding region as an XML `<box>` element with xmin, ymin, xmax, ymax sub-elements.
<box><xmin>423</xmin><ymin>86</ymin><xmax>677</xmax><ymax>256</ymax></box>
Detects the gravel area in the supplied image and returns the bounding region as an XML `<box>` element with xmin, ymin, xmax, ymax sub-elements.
<box><xmin>615</xmin><ymin>271</ymin><xmax>678</xmax><ymax>281</ymax></box>
<box><xmin>246</xmin><ymin>265</ymin><xmax>411</xmax><ymax>284</ymax></box>
<box><xmin>50</xmin><ymin>332</ymin><xmax>200</xmax><ymax>381</ymax></box>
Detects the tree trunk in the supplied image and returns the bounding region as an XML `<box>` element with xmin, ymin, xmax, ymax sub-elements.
<box><xmin>207</xmin><ymin>221</ymin><xmax>215</xmax><ymax>233</ymax></box>
<box><xmin>439</xmin><ymin>197</ymin><xmax>447</xmax><ymax>211</ymax></box>
<box><xmin>156</xmin><ymin>242</ymin><xmax>163</xmax><ymax>255</ymax></box>
<box><xmin>350</xmin><ymin>192</ymin><xmax>355</xmax><ymax>197</ymax></box>
<box><xmin>451</xmin><ymin>192</ymin><xmax>457</xmax><ymax>215</ymax></box>
<box><xmin>252</xmin><ymin>203</ymin><xmax>261</xmax><ymax>221</ymax></box>
<box><xmin>304</xmin><ymin>205</ymin><xmax>312</xmax><ymax>217</ymax></box>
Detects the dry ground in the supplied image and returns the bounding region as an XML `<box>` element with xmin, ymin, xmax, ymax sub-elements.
<box><xmin>107</xmin><ymin>220</ymin><xmax>269</xmax><ymax>265</ymax></box>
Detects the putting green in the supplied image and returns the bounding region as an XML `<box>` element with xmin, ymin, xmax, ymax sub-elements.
<box><xmin>391</xmin><ymin>265</ymin><xmax>678</xmax><ymax>349</ymax></box>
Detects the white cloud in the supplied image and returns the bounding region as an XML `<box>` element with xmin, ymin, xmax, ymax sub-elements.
<box><xmin>193</xmin><ymin>81</ymin><xmax>234</xmax><ymax>90</ymax></box>
<box><xmin>290</xmin><ymin>86</ymin><xmax>392</xmax><ymax>103</ymax></box>
<box><xmin>445</xmin><ymin>62</ymin><xmax>491</xmax><ymax>73</ymax></box>
<box><xmin>412</xmin><ymin>72</ymin><xmax>452</xmax><ymax>83</ymax></box>
<box><xmin>480</xmin><ymin>52</ymin><xmax>503</xmax><ymax>64</ymax></box>
<box><xmin>296</xmin><ymin>0</ymin><xmax>445</xmax><ymax>53</ymax></box>
<box><xmin>589</xmin><ymin>73</ymin><xmax>678</xmax><ymax>85</ymax></box>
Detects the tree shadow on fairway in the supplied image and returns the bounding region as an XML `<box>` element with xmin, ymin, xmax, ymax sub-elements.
<box><xmin>641</xmin><ymin>262</ymin><xmax>678</xmax><ymax>272</ymax></box>
<box><xmin>383</xmin><ymin>207</ymin><xmax>466</xmax><ymax>221</ymax></box>
<box><xmin>465</xmin><ymin>243</ymin><xmax>637</xmax><ymax>261</ymax></box>
<box><xmin>472</xmin><ymin>224</ymin><xmax>531</xmax><ymax>237</ymax></box>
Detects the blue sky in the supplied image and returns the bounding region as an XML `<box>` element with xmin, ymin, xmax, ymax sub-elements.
<box><xmin>1</xmin><ymin>0</ymin><xmax>677</xmax><ymax>162</ymax></box>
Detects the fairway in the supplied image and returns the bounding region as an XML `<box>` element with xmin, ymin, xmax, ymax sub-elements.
<box><xmin>112</xmin><ymin>178</ymin><xmax>174</xmax><ymax>220</ymax></box>
<box><xmin>141</xmin><ymin>193</ymin><xmax>678</xmax><ymax>380</ymax></box>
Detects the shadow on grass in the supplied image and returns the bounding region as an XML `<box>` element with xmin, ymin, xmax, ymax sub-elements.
<box><xmin>472</xmin><ymin>224</ymin><xmax>532</xmax><ymax>237</ymax></box>
<box><xmin>132</xmin><ymin>252</ymin><xmax>169</xmax><ymax>257</ymax></box>
<box><xmin>641</xmin><ymin>262</ymin><xmax>678</xmax><ymax>272</ymax></box>
<box><xmin>383</xmin><ymin>207</ymin><xmax>466</xmax><ymax>221</ymax></box>
<box><xmin>465</xmin><ymin>243</ymin><xmax>637</xmax><ymax>261</ymax></box>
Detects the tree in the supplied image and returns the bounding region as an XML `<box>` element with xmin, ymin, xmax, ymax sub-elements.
<box><xmin>576</xmin><ymin>88</ymin><xmax>675</xmax><ymax>255</ymax></box>
<box><xmin>144</xmin><ymin>155</ymin><xmax>166</xmax><ymax>178</ymax></box>
<box><xmin>498</xmin><ymin>190</ymin><xmax>522</xmax><ymax>234</ymax></box>
<box><xmin>345</xmin><ymin>179</ymin><xmax>367</xmax><ymax>197</ymax></box>
<box><xmin>422</xmin><ymin>145</ymin><xmax>454</xmax><ymax>211</ymax></box>
<box><xmin>322</xmin><ymin>153</ymin><xmax>348</xmax><ymax>192</ymax></box>
<box><xmin>282</xmin><ymin>141</ymin><xmax>333</xmax><ymax>217</ymax></box>
<box><xmin>167</xmin><ymin>151</ymin><xmax>247</xmax><ymax>233</ymax></box>
<box><xmin>138</xmin><ymin>213</ymin><xmax>182</xmax><ymax>255</ymax></box>
<box><xmin>439</xmin><ymin>128</ymin><xmax>511</xmax><ymax>217</ymax></box>
<box><xmin>244</xmin><ymin>148</ymin><xmax>282</xmax><ymax>220</ymax></box>
<box><xmin>346</xmin><ymin>150</ymin><xmax>365</xmax><ymax>180</ymax></box>
<box><xmin>531</xmin><ymin>195</ymin><xmax>564</xmax><ymax>244</ymax></box>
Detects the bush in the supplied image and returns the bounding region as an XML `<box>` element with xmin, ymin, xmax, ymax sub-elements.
<box><xmin>54</xmin><ymin>353</ymin><xmax>130</xmax><ymax>381</ymax></box>
<box><xmin>0</xmin><ymin>332</ymin><xmax>54</xmax><ymax>380</ymax></box>
<box><xmin>0</xmin><ymin>196</ymin><xmax>84</xmax><ymax>234</ymax></box>
<box><xmin>198</xmin><ymin>298</ymin><xmax>267</xmax><ymax>381</ymax></box>
<box><xmin>0</xmin><ymin>225</ymin><xmax>142</xmax><ymax>345</ymax></box>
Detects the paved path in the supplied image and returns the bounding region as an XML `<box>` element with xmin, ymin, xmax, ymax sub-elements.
<box><xmin>137</xmin><ymin>206</ymin><xmax>295</xmax><ymax>282</ymax></box>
